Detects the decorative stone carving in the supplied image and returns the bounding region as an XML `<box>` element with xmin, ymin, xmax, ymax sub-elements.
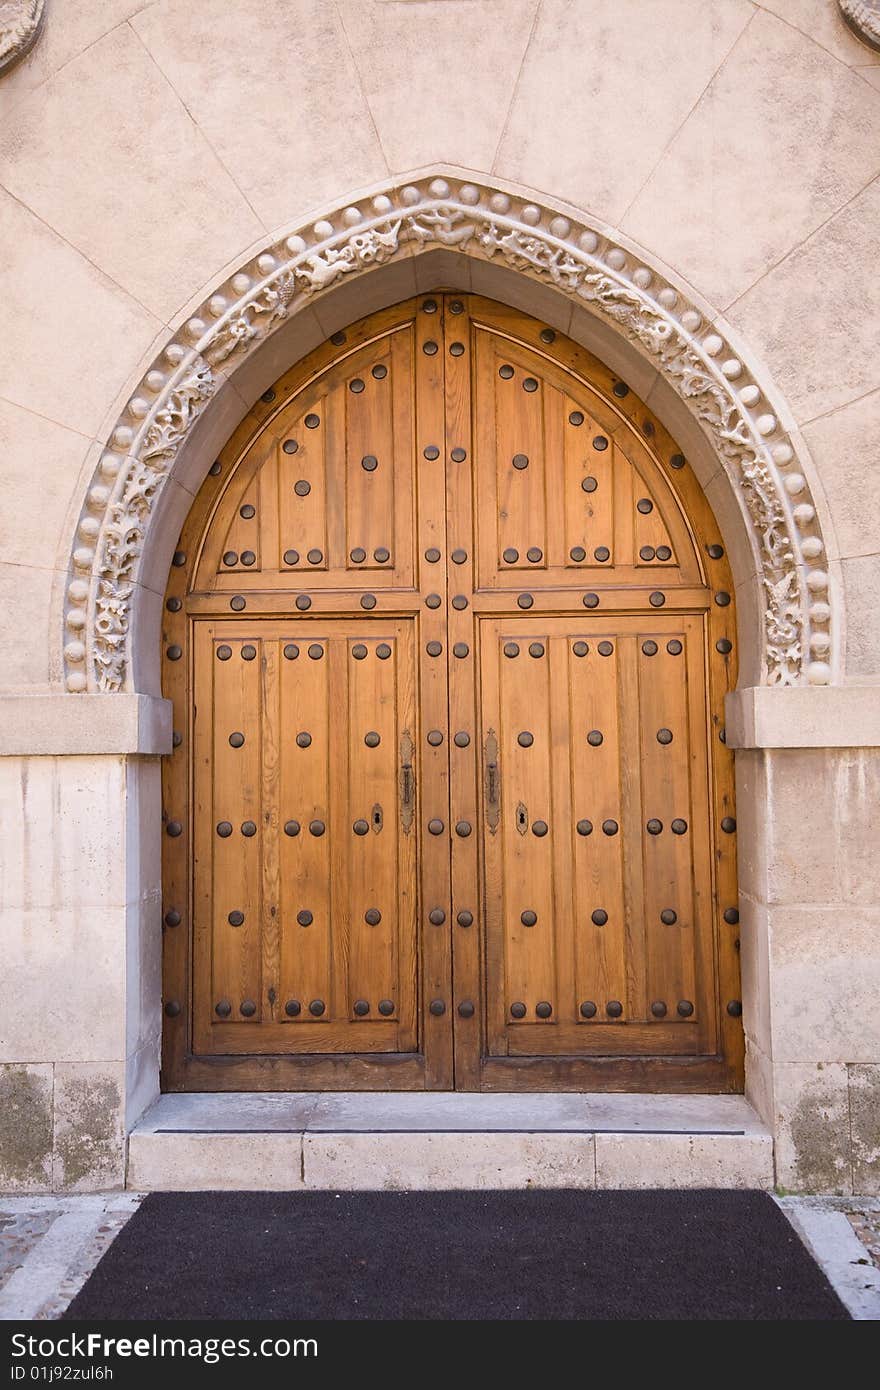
<box><xmin>838</xmin><ymin>0</ymin><xmax>880</xmax><ymax>52</ymax></box>
<box><xmin>0</xmin><ymin>0</ymin><xmax>45</xmax><ymax>75</ymax></box>
<box><xmin>97</xmin><ymin>363</ymin><xmax>215</xmax><ymax>691</ymax></box>
<box><xmin>64</xmin><ymin>175</ymin><xmax>834</xmax><ymax>693</ymax></box>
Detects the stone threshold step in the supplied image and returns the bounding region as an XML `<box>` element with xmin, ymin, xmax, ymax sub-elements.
<box><xmin>128</xmin><ymin>1092</ymin><xmax>773</xmax><ymax>1191</ymax></box>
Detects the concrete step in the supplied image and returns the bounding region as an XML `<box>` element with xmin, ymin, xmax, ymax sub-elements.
<box><xmin>128</xmin><ymin>1092</ymin><xmax>774</xmax><ymax>1191</ymax></box>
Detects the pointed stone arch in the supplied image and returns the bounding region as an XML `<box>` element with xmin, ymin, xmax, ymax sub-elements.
<box><xmin>62</xmin><ymin>172</ymin><xmax>835</xmax><ymax>695</ymax></box>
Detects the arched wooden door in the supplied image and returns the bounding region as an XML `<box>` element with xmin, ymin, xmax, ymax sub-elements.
<box><xmin>162</xmin><ymin>294</ymin><xmax>743</xmax><ymax>1093</ymax></box>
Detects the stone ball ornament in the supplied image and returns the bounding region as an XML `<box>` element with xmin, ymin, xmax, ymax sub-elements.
<box><xmin>63</xmin><ymin>173</ymin><xmax>834</xmax><ymax>693</ymax></box>
<box><xmin>838</xmin><ymin>1</ymin><xmax>880</xmax><ymax>52</ymax></box>
<box><xmin>0</xmin><ymin>0</ymin><xmax>46</xmax><ymax>76</ymax></box>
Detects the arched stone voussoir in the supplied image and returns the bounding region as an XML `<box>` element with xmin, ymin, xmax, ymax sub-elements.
<box><xmin>63</xmin><ymin>172</ymin><xmax>835</xmax><ymax>695</ymax></box>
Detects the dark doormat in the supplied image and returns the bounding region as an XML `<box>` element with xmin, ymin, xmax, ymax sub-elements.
<box><xmin>62</xmin><ymin>1190</ymin><xmax>848</xmax><ymax>1321</ymax></box>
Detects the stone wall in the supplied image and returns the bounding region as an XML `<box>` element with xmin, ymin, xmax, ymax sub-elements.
<box><xmin>0</xmin><ymin>0</ymin><xmax>878</xmax><ymax>1191</ymax></box>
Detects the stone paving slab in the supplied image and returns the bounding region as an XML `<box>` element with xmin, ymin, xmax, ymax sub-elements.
<box><xmin>778</xmin><ymin>1197</ymin><xmax>880</xmax><ymax>1320</ymax></box>
<box><xmin>848</xmin><ymin>1209</ymin><xmax>880</xmax><ymax>1268</ymax></box>
<box><xmin>0</xmin><ymin>1194</ymin><xmax>143</xmax><ymax>1320</ymax></box>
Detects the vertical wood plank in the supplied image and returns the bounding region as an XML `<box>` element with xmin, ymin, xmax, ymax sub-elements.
<box><xmin>417</xmin><ymin>295</ymin><xmax>454</xmax><ymax>1089</ymax></box>
<box><xmin>569</xmin><ymin>634</ymin><xmax>627</xmax><ymax>1016</ymax></box>
<box><xmin>617</xmin><ymin>633</ymin><xmax>648</xmax><ymax>1021</ymax></box>
<box><xmin>278</xmin><ymin>634</ymin><xmax>332</xmax><ymax>1016</ymax></box>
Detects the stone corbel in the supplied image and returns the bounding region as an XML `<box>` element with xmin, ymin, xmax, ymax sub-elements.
<box><xmin>725</xmin><ymin>686</ymin><xmax>880</xmax><ymax>749</ymax></box>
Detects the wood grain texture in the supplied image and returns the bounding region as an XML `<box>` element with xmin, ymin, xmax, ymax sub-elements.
<box><xmin>161</xmin><ymin>293</ymin><xmax>742</xmax><ymax>1093</ymax></box>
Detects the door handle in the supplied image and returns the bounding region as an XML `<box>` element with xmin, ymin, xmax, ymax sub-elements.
<box><xmin>400</xmin><ymin>729</ymin><xmax>415</xmax><ymax>834</ymax></box>
<box><xmin>484</xmin><ymin>728</ymin><xmax>500</xmax><ymax>833</ymax></box>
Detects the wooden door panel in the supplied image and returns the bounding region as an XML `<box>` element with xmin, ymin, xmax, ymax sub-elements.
<box><xmin>478</xmin><ymin>616</ymin><xmax>717</xmax><ymax>1061</ymax></box>
<box><xmin>201</xmin><ymin>323</ymin><xmax>418</xmax><ymax>594</ymax></box>
<box><xmin>472</xmin><ymin>325</ymin><xmax>697</xmax><ymax>590</ymax></box>
<box><xmin>193</xmin><ymin>619</ymin><xmax>418</xmax><ymax>1057</ymax></box>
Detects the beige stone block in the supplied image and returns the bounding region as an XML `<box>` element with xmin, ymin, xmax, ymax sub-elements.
<box><xmin>496</xmin><ymin>0</ymin><xmax>752</xmax><ymax>228</ymax></box>
<box><xmin>594</xmin><ymin>1133</ymin><xmax>772</xmax><ymax>1189</ymax></box>
<box><xmin>54</xmin><ymin>1062</ymin><xmax>126</xmax><ymax>1191</ymax></box>
<box><xmin>859</xmin><ymin>67</ymin><xmax>880</xmax><ymax>93</ymax></box>
<box><xmin>0</xmin><ymin>190</ymin><xmax>159</xmax><ymax>440</ymax></box>
<box><xmin>0</xmin><ymin>563</ymin><xmax>56</xmax><ymax>692</ymax></box>
<box><xmin>124</xmin><ymin>758</ymin><xmax>163</xmax><ymax>908</ymax></box>
<box><xmin>774</xmin><ymin>1062</ymin><xmax>852</xmax><ymax>1193</ymax></box>
<box><xmin>758</xmin><ymin>0</ymin><xmax>876</xmax><ymax>66</ymax></box>
<box><xmin>726</xmin><ymin>686</ymin><xmax>880</xmax><ymax>750</ymax></box>
<box><xmin>132</xmin><ymin>0</ymin><xmax>386</xmax><ymax>234</ymax></box>
<box><xmin>0</xmin><ymin>906</ymin><xmax>126</xmax><ymax>1063</ymax></box>
<box><xmin>0</xmin><ymin>696</ymin><xmax>172</xmax><ymax>756</ymax></box>
<box><xmin>0</xmin><ymin>1064</ymin><xmax>53</xmax><ymax>1192</ymax></box>
<box><xmin>842</xmin><ymin>554</ymin><xmax>880</xmax><ymax>679</ymax></box>
<box><xmin>125</xmin><ymin>1042</ymin><xmax>161</xmax><ymax>1134</ymax></box>
<box><xmin>127</xmin><ymin>1133</ymin><xmax>304</xmax><ymax>1191</ymax></box>
<box><xmin>0</xmin><ymin>401</ymin><xmax>93</xmax><ymax>571</ymax></box>
<box><xmin>728</xmin><ymin>177</ymin><xmax>880</xmax><ymax>424</ymax></box>
<box><xmin>734</xmin><ymin>752</ymin><xmax>768</xmax><ymax>900</ymax></box>
<box><xmin>0</xmin><ymin>755</ymin><xmax>127</xmax><ymax>908</ymax></box>
<box><xmin>0</xmin><ymin>1</ymin><xmax>148</xmax><ymax>119</ymax></box>
<box><xmin>624</xmin><ymin>10</ymin><xmax>880</xmax><ymax>309</ymax></box>
<box><xmin>413</xmin><ymin>249</ymin><xmax>472</xmax><ymax>295</ymax></box>
<box><xmin>744</xmin><ymin>1036</ymin><xmax>775</xmax><ymax>1129</ymax></box>
<box><xmin>761</xmin><ymin>749</ymin><xmax>880</xmax><ymax>906</ymax></box>
<box><xmin>848</xmin><ymin>1065</ymin><xmax>880</xmax><ymax>1195</ymax></box>
<box><xmin>739</xmin><ymin>896</ymin><xmax>772</xmax><ymax>1057</ymax></box>
<box><xmin>302</xmin><ymin>1132</ymin><xmax>596</xmax><ymax>1190</ymax></box>
<box><xmin>0</xmin><ymin>27</ymin><xmax>265</xmax><ymax>320</ymax></box>
<box><xmin>338</xmin><ymin>0</ymin><xmax>537</xmax><ymax>173</ymax></box>
<box><xmin>769</xmin><ymin>905</ymin><xmax>880</xmax><ymax>1064</ymax></box>
<box><xmin>802</xmin><ymin>387</ymin><xmax>880</xmax><ymax>560</ymax></box>
<box><xmin>125</xmin><ymin>894</ymin><xmax>163</xmax><ymax>1065</ymax></box>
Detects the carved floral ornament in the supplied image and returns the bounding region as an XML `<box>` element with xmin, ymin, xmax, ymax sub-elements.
<box><xmin>0</xmin><ymin>0</ymin><xmax>46</xmax><ymax>75</ymax></box>
<box><xmin>63</xmin><ymin>176</ymin><xmax>834</xmax><ymax>694</ymax></box>
<box><xmin>838</xmin><ymin>0</ymin><xmax>880</xmax><ymax>52</ymax></box>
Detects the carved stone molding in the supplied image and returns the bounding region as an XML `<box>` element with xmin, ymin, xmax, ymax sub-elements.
<box><xmin>63</xmin><ymin>175</ymin><xmax>834</xmax><ymax>693</ymax></box>
<box><xmin>0</xmin><ymin>0</ymin><xmax>46</xmax><ymax>75</ymax></box>
<box><xmin>838</xmin><ymin>0</ymin><xmax>880</xmax><ymax>52</ymax></box>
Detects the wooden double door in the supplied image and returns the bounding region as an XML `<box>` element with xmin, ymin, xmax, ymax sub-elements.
<box><xmin>162</xmin><ymin>294</ymin><xmax>743</xmax><ymax>1092</ymax></box>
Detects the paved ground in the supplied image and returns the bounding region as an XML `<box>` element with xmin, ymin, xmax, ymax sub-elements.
<box><xmin>0</xmin><ymin>1194</ymin><xmax>141</xmax><ymax>1320</ymax></box>
<box><xmin>0</xmin><ymin>1191</ymin><xmax>878</xmax><ymax>1320</ymax></box>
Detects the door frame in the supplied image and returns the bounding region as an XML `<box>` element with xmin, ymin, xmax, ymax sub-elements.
<box><xmin>160</xmin><ymin>292</ymin><xmax>742</xmax><ymax>1094</ymax></box>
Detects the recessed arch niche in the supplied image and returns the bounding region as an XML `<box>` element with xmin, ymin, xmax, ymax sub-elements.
<box><xmin>60</xmin><ymin>173</ymin><xmax>835</xmax><ymax>702</ymax></box>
